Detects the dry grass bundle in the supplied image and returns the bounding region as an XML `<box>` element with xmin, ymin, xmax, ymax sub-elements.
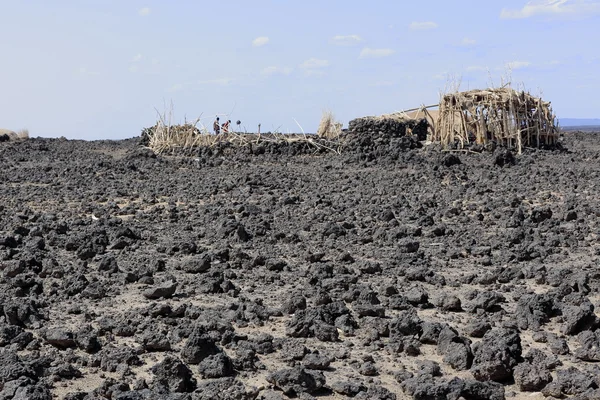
<box><xmin>317</xmin><ymin>110</ymin><xmax>342</xmax><ymax>140</ymax></box>
<box><xmin>146</xmin><ymin>119</ymin><xmax>341</xmax><ymax>156</ymax></box>
<box><xmin>148</xmin><ymin>121</ymin><xmax>215</xmax><ymax>154</ymax></box>
<box><xmin>434</xmin><ymin>87</ymin><xmax>558</xmax><ymax>153</ymax></box>
<box><xmin>16</xmin><ymin>129</ymin><xmax>29</xmax><ymax>140</ymax></box>
<box><xmin>145</xmin><ymin>106</ymin><xmax>343</xmax><ymax>155</ymax></box>
<box><xmin>147</xmin><ymin>109</ymin><xmax>214</xmax><ymax>154</ymax></box>
<box><xmin>0</xmin><ymin>128</ymin><xmax>29</xmax><ymax>141</ymax></box>
<box><xmin>148</xmin><ymin>129</ymin><xmax>342</xmax><ymax>156</ymax></box>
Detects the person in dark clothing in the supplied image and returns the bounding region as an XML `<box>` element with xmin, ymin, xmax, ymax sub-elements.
<box><xmin>213</xmin><ymin>117</ymin><xmax>220</xmax><ymax>134</ymax></box>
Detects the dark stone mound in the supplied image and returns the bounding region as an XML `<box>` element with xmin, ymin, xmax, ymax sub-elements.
<box><xmin>150</xmin><ymin>356</ymin><xmax>196</xmax><ymax>393</ymax></box>
<box><xmin>286</xmin><ymin>302</ymin><xmax>353</xmax><ymax>342</ymax></box>
<box><xmin>441</xmin><ymin>154</ymin><xmax>462</xmax><ymax>167</ymax></box>
<box><xmin>266</xmin><ymin>366</ymin><xmax>326</xmax><ymax>396</ymax></box>
<box><xmin>343</xmin><ymin>116</ymin><xmax>425</xmax><ymax>160</ymax></box>
<box><xmin>347</xmin><ymin>116</ymin><xmax>428</xmax><ymax>139</ymax></box>
<box><xmin>494</xmin><ymin>149</ymin><xmax>516</xmax><ymax>167</ymax></box>
<box><xmin>471</xmin><ymin>328</ymin><xmax>522</xmax><ymax>382</ymax></box>
<box><xmin>513</xmin><ymin>362</ymin><xmax>553</xmax><ymax>392</ymax></box>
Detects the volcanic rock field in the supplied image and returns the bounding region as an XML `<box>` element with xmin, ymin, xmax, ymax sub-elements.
<box><xmin>1</xmin><ymin>131</ymin><xmax>600</xmax><ymax>400</ymax></box>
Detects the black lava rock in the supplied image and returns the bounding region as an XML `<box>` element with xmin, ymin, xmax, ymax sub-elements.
<box><xmin>266</xmin><ymin>366</ymin><xmax>326</xmax><ymax>396</ymax></box>
<box><xmin>471</xmin><ymin>328</ymin><xmax>522</xmax><ymax>382</ymax></box>
<box><xmin>143</xmin><ymin>282</ymin><xmax>177</xmax><ymax>300</ymax></box>
<box><xmin>150</xmin><ymin>356</ymin><xmax>196</xmax><ymax>393</ymax></box>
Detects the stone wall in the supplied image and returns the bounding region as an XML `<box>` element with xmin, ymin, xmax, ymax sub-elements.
<box><xmin>347</xmin><ymin>117</ymin><xmax>429</xmax><ymax>141</ymax></box>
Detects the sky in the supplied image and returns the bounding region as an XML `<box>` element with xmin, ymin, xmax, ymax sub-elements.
<box><xmin>1</xmin><ymin>0</ymin><xmax>599</xmax><ymax>139</ymax></box>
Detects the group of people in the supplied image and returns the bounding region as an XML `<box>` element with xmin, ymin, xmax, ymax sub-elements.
<box><xmin>213</xmin><ymin>117</ymin><xmax>231</xmax><ymax>134</ymax></box>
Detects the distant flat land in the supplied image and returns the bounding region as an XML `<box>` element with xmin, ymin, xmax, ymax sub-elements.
<box><xmin>561</xmin><ymin>125</ymin><xmax>600</xmax><ymax>132</ymax></box>
<box><xmin>559</xmin><ymin>118</ymin><xmax>600</xmax><ymax>126</ymax></box>
<box><xmin>559</xmin><ymin>118</ymin><xmax>600</xmax><ymax>132</ymax></box>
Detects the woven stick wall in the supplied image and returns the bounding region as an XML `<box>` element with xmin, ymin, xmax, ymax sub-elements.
<box><xmin>433</xmin><ymin>88</ymin><xmax>558</xmax><ymax>153</ymax></box>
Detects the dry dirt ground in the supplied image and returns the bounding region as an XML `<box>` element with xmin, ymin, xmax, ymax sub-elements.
<box><xmin>1</xmin><ymin>132</ymin><xmax>600</xmax><ymax>400</ymax></box>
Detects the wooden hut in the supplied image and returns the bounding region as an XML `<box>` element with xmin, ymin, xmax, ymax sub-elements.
<box><xmin>433</xmin><ymin>88</ymin><xmax>559</xmax><ymax>153</ymax></box>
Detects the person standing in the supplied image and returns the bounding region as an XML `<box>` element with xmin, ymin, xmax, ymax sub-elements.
<box><xmin>213</xmin><ymin>117</ymin><xmax>220</xmax><ymax>134</ymax></box>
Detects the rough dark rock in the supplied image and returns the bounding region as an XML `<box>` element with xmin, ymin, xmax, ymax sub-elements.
<box><xmin>198</xmin><ymin>353</ymin><xmax>234</xmax><ymax>378</ymax></box>
<box><xmin>574</xmin><ymin>330</ymin><xmax>600</xmax><ymax>361</ymax></box>
<box><xmin>143</xmin><ymin>282</ymin><xmax>177</xmax><ymax>300</ymax></box>
<box><xmin>561</xmin><ymin>303</ymin><xmax>599</xmax><ymax>335</ymax></box>
<box><xmin>515</xmin><ymin>293</ymin><xmax>557</xmax><ymax>330</ymax></box>
<box><xmin>266</xmin><ymin>367</ymin><xmax>326</xmax><ymax>396</ymax></box>
<box><xmin>302</xmin><ymin>353</ymin><xmax>331</xmax><ymax>370</ymax></box>
<box><xmin>545</xmin><ymin>367</ymin><xmax>598</xmax><ymax>396</ymax></box>
<box><xmin>513</xmin><ymin>362</ymin><xmax>553</xmax><ymax>392</ymax></box>
<box><xmin>471</xmin><ymin>328</ymin><xmax>522</xmax><ymax>382</ymax></box>
<box><xmin>180</xmin><ymin>255</ymin><xmax>211</xmax><ymax>273</ymax></box>
<box><xmin>194</xmin><ymin>378</ymin><xmax>258</xmax><ymax>400</ymax></box>
<box><xmin>330</xmin><ymin>380</ymin><xmax>367</xmax><ymax>396</ymax></box>
<box><xmin>45</xmin><ymin>328</ymin><xmax>76</xmax><ymax>349</ymax></box>
<box><xmin>437</xmin><ymin>325</ymin><xmax>473</xmax><ymax>370</ymax></box>
<box><xmin>436</xmin><ymin>294</ymin><xmax>462</xmax><ymax>312</ymax></box>
<box><xmin>286</xmin><ymin>302</ymin><xmax>351</xmax><ymax>342</ymax></box>
<box><xmin>465</xmin><ymin>320</ymin><xmax>492</xmax><ymax>338</ymax></box>
<box><xmin>141</xmin><ymin>331</ymin><xmax>171</xmax><ymax>352</ymax></box>
<box><xmin>281</xmin><ymin>293</ymin><xmax>307</xmax><ymax>315</ymax></box>
<box><xmin>150</xmin><ymin>356</ymin><xmax>196</xmax><ymax>393</ymax></box>
<box><xmin>389</xmin><ymin>308</ymin><xmax>423</xmax><ymax>338</ymax></box>
<box><xmin>466</xmin><ymin>291</ymin><xmax>505</xmax><ymax>313</ymax></box>
<box><xmin>180</xmin><ymin>329</ymin><xmax>221</xmax><ymax>364</ymax></box>
<box><xmin>355</xmin><ymin>385</ymin><xmax>397</xmax><ymax>400</ymax></box>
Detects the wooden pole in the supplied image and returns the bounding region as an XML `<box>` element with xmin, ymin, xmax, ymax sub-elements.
<box><xmin>397</xmin><ymin>104</ymin><xmax>439</xmax><ymax>114</ymax></box>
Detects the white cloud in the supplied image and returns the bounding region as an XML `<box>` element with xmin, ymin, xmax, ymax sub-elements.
<box><xmin>299</xmin><ymin>58</ymin><xmax>329</xmax><ymax>77</ymax></box>
<box><xmin>461</xmin><ymin>37</ymin><xmax>477</xmax><ymax>46</ymax></box>
<box><xmin>168</xmin><ymin>84</ymin><xmax>184</xmax><ymax>93</ymax></box>
<box><xmin>167</xmin><ymin>78</ymin><xmax>234</xmax><ymax>92</ymax></box>
<box><xmin>506</xmin><ymin>61</ymin><xmax>532</xmax><ymax>70</ymax></box>
<box><xmin>359</xmin><ymin>48</ymin><xmax>395</xmax><ymax>59</ymax></box>
<box><xmin>299</xmin><ymin>58</ymin><xmax>330</xmax><ymax>69</ymax></box>
<box><xmin>466</xmin><ymin>65</ymin><xmax>488</xmax><ymax>72</ymax></box>
<box><xmin>76</xmin><ymin>67</ymin><xmax>99</xmax><ymax>77</ymax></box>
<box><xmin>409</xmin><ymin>21</ymin><xmax>438</xmax><ymax>30</ymax></box>
<box><xmin>330</xmin><ymin>34</ymin><xmax>363</xmax><ymax>46</ymax></box>
<box><xmin>197</xmin><ymin>78</ymin><xmax>234</xmax><ymax>86</ymax></box>
<box><xmin>304</xmin><ymin>70</ymin><xmax>326</xmax><ymax>77</ymax></box>
<box><xmin>252</xmin><ymin>36</ymin><xmax>270</xmax><ymax>47</ymax></box>
<box><xmin>138</xmin><ymin>7</ymin><xmax>151</xmax><ymax>16</ymax></box>
<box><xmin>500</xmin><ymin>0</ymin><xmax>600</xmax><ymax>19</ymax></box>
<box><xmin>132</xmin><ymin>53</ymin><xmax>143</xmax><ymax>62</ymax></box>
<box><xmin>372</xmin><ymin>81</ymin><xmax>397</xmax><ymax>87</ymax></box>
<box><xmin>262</xmin><ymin>66</ymin><xmax>293</xmax><ymax>76</ymax></box>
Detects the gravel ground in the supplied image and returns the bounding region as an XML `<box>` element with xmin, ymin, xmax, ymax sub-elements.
<box><xmin>0</xmin><ymin>131</ymin><xmax>599</xmax><ymax>400</ymax></box>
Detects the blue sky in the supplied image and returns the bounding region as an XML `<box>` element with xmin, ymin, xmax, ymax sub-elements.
<box><xmin>1</xmin><ymin>0</ymin><xmax>599</xmax><ymax>139</ymax></box>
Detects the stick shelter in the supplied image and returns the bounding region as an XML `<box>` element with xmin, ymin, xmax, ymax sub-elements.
<box><xmin>433</xmin><ymin>88</ymin><xmax>559</xmax><ymax>153</ymax></box>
